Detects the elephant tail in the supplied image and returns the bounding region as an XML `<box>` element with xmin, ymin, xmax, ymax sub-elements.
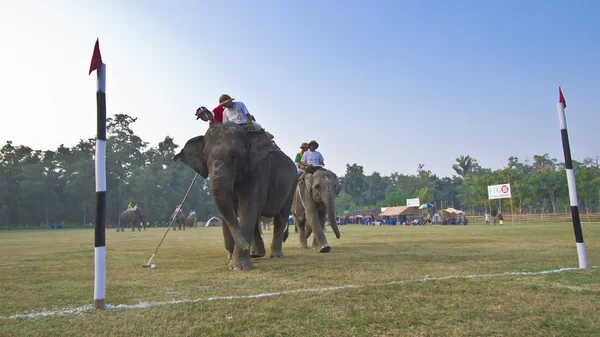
<box><xmin>283</xmin><ymin>222</ymin><xmax>289</xmax><ymax>242</ymax></box>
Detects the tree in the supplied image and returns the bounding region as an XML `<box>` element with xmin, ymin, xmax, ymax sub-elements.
<box><xmin>452</xmin><ymin>155</ymin><xmax>479</xmax><ymax>178</ymax></box>
<box><xmin>365</xmin><ymin>172</ymin><xmax>388</xmax><ymax>206</ymax></box>
<box><xmin>342</xmin><ymin>164</ymin><xmax>367</xmax><ymax>205</ymax></box>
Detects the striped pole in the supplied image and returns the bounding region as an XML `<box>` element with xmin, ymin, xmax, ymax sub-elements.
<box><xmin>556</xmin><ymin>87</ymin><xmax>587</xmax><ymax>269</ymax></box>
<box><xmin>89</xmin><ymin>39</ymin><xmax>107</xmax><ymax>308</ymax></box>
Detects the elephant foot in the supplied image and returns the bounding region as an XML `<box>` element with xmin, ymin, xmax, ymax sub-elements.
<box><xmin>228</xmin><ymin>258</ymin><xmax>254</xmax><ymax>271</ymax></box>
<box><xmin>319</xmin><ymin>245</ymin><xmax>331</xmax><ymax>253</ymax></box>
<box><xmin>300</xmin><ymin>244</ymin><xmax>309</xmax><ymax>249</ymax></box>
<box><xmin>250</xmin><ymin>249</ymin><xmax>266</xmax><ymax>258</ymax></box>
<box><xmin>270</xmin><ymin>250</ymin><xmax>284</xmax><ymax>258</ymax></box>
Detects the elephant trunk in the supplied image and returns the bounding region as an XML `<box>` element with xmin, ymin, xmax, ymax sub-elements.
<box><xmin>211</xmin><ymin>176</ymin><xmax>250</xmax><ymax>251</ymax></box>
<box><xmin>323</xmin><ymin>192</ymin><xmax>340</xmax><ymax>239</ymax></box>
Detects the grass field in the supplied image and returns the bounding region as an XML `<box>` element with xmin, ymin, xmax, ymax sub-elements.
<box><xmin>1</xmin><ymin>222</ymin><xmax>600</xmax><ymax>336</ymax></box>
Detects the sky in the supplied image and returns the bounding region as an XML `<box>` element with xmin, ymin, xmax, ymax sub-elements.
<box><xmin>1</xmin><ymin>0</ymin><xmax>598</xmax><ymax>178</ymax></box>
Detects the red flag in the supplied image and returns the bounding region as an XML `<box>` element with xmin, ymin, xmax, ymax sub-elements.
<box><xmin>89</xmin><ymin>39</ymin><xmax>103</xmax><ymax>75</ymax></box>
<box><xmin>559</xmin><ymin>87</ymin><xmax>567</xmax><ymax>108</ymax></box>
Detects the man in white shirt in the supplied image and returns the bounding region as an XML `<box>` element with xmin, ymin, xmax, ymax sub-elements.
<box><xmin>218</xmin><ymin>94</ymin><xmax>262</xmax><ymax>129</ymax></box>
<box><xmin>300</xmin><ymin>140</ymin><xmax>325</xmax><ymax>174</ymax></box>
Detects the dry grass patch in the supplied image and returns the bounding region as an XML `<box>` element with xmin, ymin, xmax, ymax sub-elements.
<box><xmin>1</xmin><ymin>222</ymin><xmax>599</xmax><ymax>336</ymax></box>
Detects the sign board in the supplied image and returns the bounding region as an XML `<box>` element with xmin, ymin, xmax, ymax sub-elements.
<box><xmin>406</xmin><ymin>198</ymin><xmax>420</xmax><ymax>207</ymax></box>
<box><xmin>488</xmin><ymin>184</ymin><xmax>512</xmax><ymax>199</ymax></box>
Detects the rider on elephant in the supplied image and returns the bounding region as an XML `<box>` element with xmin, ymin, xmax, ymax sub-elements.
<box><xmin>173</xmin><ymin>204</ymin><xmax>182</xmax><ymax>217</ymax></box>
<box><xmin>295</xmin><ymin>142</ymin><xmax>309</xmax><ymax>175</ymax></box>
<box><xmin>300</xmin><ymin>140</ymin><xmax>325</xmax><ymax>175</ymax></box>
<box><xmin>218</xmin><ymin>94</ymin><xmax>263</xmax><ymax>131</ymax></box>
<box><xmin>196</xmin><ymin>105</ymin><xmax>224</xmax><ymax>127</ymax></box>
<box><xmin>127</xmin><ymin>202</ymin><xmax>132</xmax><ymax>210</ymax></box>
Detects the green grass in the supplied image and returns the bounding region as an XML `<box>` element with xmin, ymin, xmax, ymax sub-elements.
<box><xmin>1</xmin><ymin>222</ymin><xmax>600</xmax><ymax>336</ymax></box>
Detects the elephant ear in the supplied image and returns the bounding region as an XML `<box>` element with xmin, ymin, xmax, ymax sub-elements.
<box><xmin>333</xmin><ymin>173</ymin><xmax>341</xmax><ymax>196</ymax></box>
<box><xmin>304</xmin><ymin>173</ymin><xmax>315</xmax><ymax>199</ymax></box>
<box><xmin>247</xmin><ymin>131</ymin><xmax>273</xmax><ymax>170</ymax></box>
<box><xmin>174</xmin><ymin>136</ymin><xmax>209</xmax><ymax>178</ymax></box>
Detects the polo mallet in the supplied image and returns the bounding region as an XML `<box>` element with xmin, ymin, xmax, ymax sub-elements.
<box><xmin>142</xmin><ymin>173</ymin><xmax>199</xmax><ymax>267</ymax></box>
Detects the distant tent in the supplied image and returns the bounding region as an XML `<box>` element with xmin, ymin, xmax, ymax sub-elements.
<box><xmin>205</xmin><ymin>216</ymin><xmax>222</xmax><ymax>227</ymax></box>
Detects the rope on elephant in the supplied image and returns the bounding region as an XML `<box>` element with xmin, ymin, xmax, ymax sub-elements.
<box><xmin>296</xmin><ymin>184</ymin><xmax>307</xmax><ymax>210</ymax></box>
<box><xmin>142</xmin><ymin>173</ymin><xmax>199</xmax><ymax>267</ymax></box>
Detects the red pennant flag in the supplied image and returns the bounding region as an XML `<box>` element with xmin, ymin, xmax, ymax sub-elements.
<box><xmin>559</xmin><ymin>87</ymin><xmax>567</xmax><ymax>108</ymax></box>
<box><xmin>89</xmin><ymin>39</ymin><xmax>103</xmax><ymax>75</ymax></box>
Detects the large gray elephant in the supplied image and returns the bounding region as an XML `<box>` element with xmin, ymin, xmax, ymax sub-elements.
<box><xmin>291</xmin><ymin>169</ymin><xmax>341</xmax><ymax>252</ymax></box>
<box><xmin>118</xmin><ymin>209</ymin><xmax>146</xmax><ymax>232</ymax></box>
<box><xmin>174</xmin><ymin>123</ymin><xmax>297</xmax><ymax>270</ymax></box>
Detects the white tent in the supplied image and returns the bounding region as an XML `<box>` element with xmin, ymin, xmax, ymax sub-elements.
<box><xmin>205</xmin><ymin>216</ymin><xmax>222</xmax><ymax>227</ymax></box>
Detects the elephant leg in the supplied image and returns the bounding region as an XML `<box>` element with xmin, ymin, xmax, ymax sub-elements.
<box><xmin>306</xmin><ymin>225</ymin><xmax>313</xmax><ymax>239</ymax></box>
<box><xmin>296</xmin><ymin>217</ymin><xmax>308</xmax><ymax>249</ymax></box>
<box><xmin>270</xmin><ymin>214</ymin><xmax>285</xmax><ymax>258</ymax></box>
<box><xmin>312</xmin><ymin>236</ymin><xmax>319</xmax><ymax>250</ymax></box>
<box><xmin>250</xmin><ymin>221</ymin><xmax>266</xmax><ymax>258</ymax></box>
<box><xmin>306</xmin><ymin>207</ymin><xmax>329</xmax><ymax>253</ymax></box>
<box><xmin>229</xmin><ymin>182</ymin><xmax>268</xmax><ymax>271</ymax></box>
<box><xmin>221</xmin><ymin>219</ymin><xmax>235</xmax><ymax>260</ymax></box>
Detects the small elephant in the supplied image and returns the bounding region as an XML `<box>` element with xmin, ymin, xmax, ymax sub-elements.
<box><xmin>174</xmin><ymin>123</ymin><xmax>298</xmax><ymax>270</ymax></box>
<box><xmin>292</xmin><ymin>169</ymin><xmax>341</xmax><ymax>252</ymax></box>
<box><xmin>118</xmin><ymin>209</ymin><xmax>146</xmax><ymax>232</ymax></box>
<box><xmin>186</xmin><ymin>213</ymin><xmax>197</xmax><ymax>228</ymax></box>
<box><xmin>171</xmin><ymin>210</ymin><xmax>186</xmax><ymax>231</ymax></box>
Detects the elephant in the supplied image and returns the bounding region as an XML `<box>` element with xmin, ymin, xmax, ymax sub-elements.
<box><xmin>186</xmin><ymin>213</ymin><xmax>197</xmax><ymax>228</ymax></box>
<box><xmin>118</xmin><ymin>209</ymin><xmax>146</xmax><ymax>232</ymax></box>
<box><xmin>258</xmin><ymin>216</ymin><xmax>273</xmax><ymax>235</ymax></box>
<box><xmin>170</xmin><ymin>210</ymin><xmax>186</xmax><ymax>231</ymax></box>
<box><xmin>291</xmin><ymin>169</ymin><xmax>341</xmax><ymax>252</ymax></box>
<box><xmin>174</xmin><ymin>122</ymin><xmax>297</xmax><ymax>270</ymax></box>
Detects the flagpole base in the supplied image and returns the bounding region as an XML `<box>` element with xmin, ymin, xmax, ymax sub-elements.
<box><xmin>577</xmin><ymin>242</ymin><xmax>588</xmax><ymax>269</ymax></box>
<box><xmin>93</xmin><ymin>299</ymin><xmax>105</xmax><ymax>310</ymax></box>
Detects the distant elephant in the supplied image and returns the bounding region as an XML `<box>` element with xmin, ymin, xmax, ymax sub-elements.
<box><xmin>259</xmin><ymin>216</ymin><xmax>272</xmax><ymax>234</ymax></box>
<box><xmin>174</xmin><ymin>123</ymin><xmax>297</xmax><ymax>270</ymax></box>
<box><xmin>118</xmin><ymin>209</ymin><xmax>146</xmax><ymax>232</ymax></box>
<box><xmin>292</xmin><ymin>169</ymin><xmax>341</xmax><ymax>252</ymax></box>
<box><xmin>186</xmin><ymin>213</ymin><xmax>197</xmax><ymax>228</ymax></box>
<box><xmin>170</xmin><ymin>210</ymin><xmax>186</xmax><ymax>231</ymax></box>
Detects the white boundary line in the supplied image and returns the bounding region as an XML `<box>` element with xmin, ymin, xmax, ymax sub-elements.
<box><xmin>4</xmin><ymin>266</ymin><xmax>596</xmax><ymax>320</ymax></box>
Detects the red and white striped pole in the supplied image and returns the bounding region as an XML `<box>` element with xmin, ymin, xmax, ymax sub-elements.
<box><xmin>557</xmin><ymin>87</ymin><xmax>587</xmax><ymax>269</ymax></box>
<box><xmin>89</xmin><ymin>39</ymin><xmax>107</xmax><ymax>308</ymax></box>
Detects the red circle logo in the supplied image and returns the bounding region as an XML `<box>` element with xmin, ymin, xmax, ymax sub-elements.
<box><xmin>501</xmin><ymin>185</ymin><xmax>509</xmax><ymax>193</ymax></box>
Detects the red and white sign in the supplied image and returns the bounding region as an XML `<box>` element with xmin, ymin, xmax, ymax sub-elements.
<box><xmin>488</xmin><ymin>184</ymin><xmax>512</xmax><ymax>199</ymax></box>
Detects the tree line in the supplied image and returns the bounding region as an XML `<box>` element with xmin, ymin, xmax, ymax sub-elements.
<box><xmin>1</xmin><ymin>114</ymin><xmax>599</xmax><ymax>226</ymax></box>
<box><xmin>336</xmin><ymin>154</ymin><xmax>600</xmax><ymax>218</ymax></box>
<box><xmin>0</xmin><ymin>114</ymin><xmax>216</xmax><ymax>226</ymax></box>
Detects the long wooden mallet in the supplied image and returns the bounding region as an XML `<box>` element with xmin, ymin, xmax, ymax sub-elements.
<box><xmin>142</xmin><ymin>173</ymin><xmax>199</xmax><ymax>267</ymax></box>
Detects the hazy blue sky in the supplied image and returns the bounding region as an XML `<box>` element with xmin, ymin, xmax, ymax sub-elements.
<box><xmin>1</xmin><ymin>0</ymin><xmax>598</xmax><ymax>178</ymax></box>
